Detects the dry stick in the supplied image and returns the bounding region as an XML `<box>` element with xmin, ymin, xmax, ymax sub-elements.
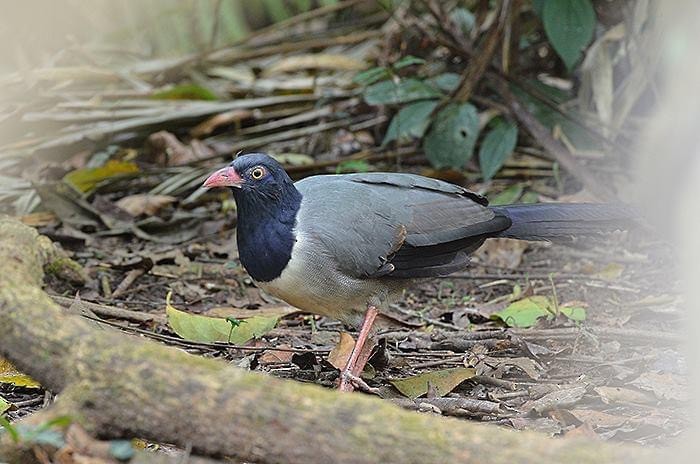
<box><xmin>207</xmin><ymin>29</ymin><xmax>383</xmax><ymax>63</ymax></box>
<box><xmin>111</xmin><ymin>268</ymin><xmax>146</xmax><ymax>299</ymax></box>
<box><xmin>0</xmin><ymin>219</ymin><xmax>660</xmax><ymax>463</ymax></box>
<box><xmin>452</xmin><ymin>0</ymin><xmax>512</xmax><ymax>104</ymax></box>
<box><xmin>50</xmin><ymin>295</ymin><xmax>165</xmax><ymax>325</ymax></box>
<box><xmin>495</xmin><ymin>81</ymin><xmax>617</xmax><ymax>201</ymax></box>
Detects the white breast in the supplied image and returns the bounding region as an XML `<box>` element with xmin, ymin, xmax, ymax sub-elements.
<box><xmin>254</xmin><ymin>229</ymin><xmax>386</xmax><ymax>326</ymax></box>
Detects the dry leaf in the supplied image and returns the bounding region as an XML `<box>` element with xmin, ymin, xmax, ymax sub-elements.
<box><xmin>190</xmin><ymin>109</ymin><xmax>253</xmax><ymax>138</ymax></box>
<box><xmin>327</xmin><ymin>332</ymin><xmax>356</xmax><ymax>370</ymax></box>
<box><xmin>116</xmin><ymin>194</ymin><xmax>176</xmax><ymax>217</ymax></box>
<box><xmin>264</xmin><ymin>54</ymin><xmax>366</xmax><ymax>75</ymax></box>
<box><xmin>390</xmin><ymin>367</ymin><xmax>476</xmax><ymax>400</ymax></box>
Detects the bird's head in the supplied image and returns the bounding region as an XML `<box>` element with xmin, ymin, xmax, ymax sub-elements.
<box><xmin>203</xmin><ymin>153</ymin><xmax>299</xmax><ymax>209</ymax></box>
<box><xmin>204</xmin><ymin>153</ymin><xmax>292</xmax><ymax>193</ymax></box>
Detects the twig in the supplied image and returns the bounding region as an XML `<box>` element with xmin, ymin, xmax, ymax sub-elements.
<box><xmin>452</xmin><ymin>0</ymin><xmax>511</xmax><ymax>103</ymax></box>
<box><xmin>50</xmin><ymin>295</ymin><xmax>165</xmax><ymax>324</ymax></box>
<box><xmin>111</xmin><ymin>268</ymin><xmax>146</xmax><ymax>299</ymax></box>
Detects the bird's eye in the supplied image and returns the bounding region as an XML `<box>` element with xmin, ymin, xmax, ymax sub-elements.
<box><xmin>251</xmin><ymin>167</ymin><xmax>266</xmax><ymax>180</ymax></box>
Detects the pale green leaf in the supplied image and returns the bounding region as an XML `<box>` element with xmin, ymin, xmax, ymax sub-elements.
<box><xmin>391</xmin><ymin>367</ymin><xmax>476</xmax><ymax>400</ymax></box>
<box><xmin>423</xmin><ymin>103</ymin><xmax>480</xmax><ymax>169</ymax></box>
<box><xmin>166</xmin><ymin>293</ymin><xmax>279</xmax><ymax>343</ymax></box>
<box><xmin>478</xmin><ymin>118</ymin><xmax>518</xmax><ymax>179</ymax></box>
<box><xmin>0</xmin><ymin>396</ymin><xmax>10</xmax><ymax>415</ymax></box>
<box><xmin>492</xmin><ymin>296</ymin><xmax>555</xmax><ymax>328</ymax></box>
<box><xmin>542</xmin><ymin>0</ymin><xmax>596</xmax><ymax>71</ymax></box>
<box><xmin>560</xmin><ymin>305</ymin><xmax>587</xmax><ymax>322</ymax></box>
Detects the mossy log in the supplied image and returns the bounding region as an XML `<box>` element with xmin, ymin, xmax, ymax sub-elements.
<box><xmin>0</xmin><ymin>218</ymin><xmax>662</xmax><ymax>463</ymax></box>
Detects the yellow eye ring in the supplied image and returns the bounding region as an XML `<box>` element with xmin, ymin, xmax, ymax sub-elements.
<box><xmin>251</xmin><ymin>167</ymin><xmax>265</xmax><ymax>180</ymax></box>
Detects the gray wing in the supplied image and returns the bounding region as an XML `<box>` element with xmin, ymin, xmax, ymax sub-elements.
<box><xmin>295</xmin><ymin>173</ymin><xmax>511</xmax><ymax>279</ymax></box>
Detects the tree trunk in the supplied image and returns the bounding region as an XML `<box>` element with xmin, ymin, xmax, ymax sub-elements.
<box><xmin>0</xmin><ymin>218</ymin><xmax>661</xmax><ymax>463</ymax></box>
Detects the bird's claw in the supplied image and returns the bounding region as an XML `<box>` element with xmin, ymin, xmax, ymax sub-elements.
<box><xmin>338</xmin><ymin>370</ymin><xmax>380</xmax><ymax>395</ymax></box>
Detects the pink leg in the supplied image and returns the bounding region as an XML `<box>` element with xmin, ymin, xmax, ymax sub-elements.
<box><xmin>338</xmin><ymin>304</ymin><xmax>378</xmax><ymax>393</ymax></box>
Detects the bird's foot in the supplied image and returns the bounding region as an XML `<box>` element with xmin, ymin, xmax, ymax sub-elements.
<box><xmin>338</xmin><ymin>370</ymin><xmax>380</xmax><ymax>395</ymax></box>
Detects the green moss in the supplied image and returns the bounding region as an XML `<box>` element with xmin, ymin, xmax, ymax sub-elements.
<box><xmin>44</xmin><ymin>257</ymin><xmax>87</xmax><ymax>285</ymax></box>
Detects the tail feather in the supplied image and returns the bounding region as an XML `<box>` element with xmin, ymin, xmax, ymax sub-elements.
<box><xmin>490</xmin><ymin>203</ymin><xmax>634</xmax><ymax>241</ymax></box>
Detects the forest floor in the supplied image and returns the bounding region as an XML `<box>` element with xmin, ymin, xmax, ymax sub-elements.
<box><xmin>2</xmin><ymin>198</ymin><xmax>687</xmax><ymax>447</ymax></box>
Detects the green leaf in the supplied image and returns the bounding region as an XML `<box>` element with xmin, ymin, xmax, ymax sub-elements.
<box><xmin>151</xmin><ymin>84</ymin><xmax>218</xmax><ymax>101</ymax></box>
<box><xmin>450</xmin><ymin>7</ymin><xmax>475</xmax><ymax>33</ymax></box>
<box><xmin>490</xmin><ymin>183</ymin><xmax>523</xmax><ymax>205</ymax></box>
<box><xmin>63</xmin><ymin>160</ymin><xmax>139</xmax><ymax>194</ymax></box>
<box><xmin>478</xmin><ymin>118</ymin><xmax>518</xmax><ymax>179</ymax></box>
<box><xmin>0</xmin><ymin>395</ymin><xmax>10</xmax><ymax>415</ymax></box>
<box><xmin>0</xmin><ymin>415</ymin><xmax>19</xmax><ymax>442</ymax></box>
<box><xmin>393</xmin><ymin>55</ymin><xmax>426</xmax><ymax>69</ymax></box>
<box><xmin>491</xmin><ymin>296</ymin><xmax>555</xmax><ymax>328</ymax></box>
<box><xmin>560</xmin><ymin>304</ymin><xmax>587</xmax><ymax>322</ymax></box>
<box><xmin>363</xmin><ymin>78</ymin><xmax>442</xmax><ymax>105</ymax></box>
<box><xmin>166</xmin><ymin>292</ymin><xmax>279</xmax><ymax>343</ymax></box>
<box><xmin>423</xmin><ymin>103</ymin><xmax>480</xmax><ymax>169</ymax></box>
<box><xmin>512</xmin><ymin>83</ymin><xmax>601</xmax><ymax>151</ymax></box>
<box><xmin>542</xmin><ymin>0</ymin><xmax>596</xmax><ymax>71</ymax></box>
<box><xmin>353</xmin><ymin>67</ymin><xmax>390</xmax><ymax>86</ymax></box>
<box><xmin>336</xmin><ymin>159</ymin><xmax>371</xmax><ymax>173</ymax></box>
<box><xmin>426</xmin><ymin>73</ymin><xmax>460</xmax><ymax>93</ymax></box>
<box><xmin>382</xmin><ymin>100</ymin><xmax>439</xmax><ymax>145</ymax></box>
<box><xmin>390</xmin><ymin>367</ymin><xmax>476</xmax><ymax>400</ymax></box>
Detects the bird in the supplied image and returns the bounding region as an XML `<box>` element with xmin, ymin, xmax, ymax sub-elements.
<box><xmin>203</xmin><ymin>153</ymin><xmax>631</xmax><ymax>392</ymax></box>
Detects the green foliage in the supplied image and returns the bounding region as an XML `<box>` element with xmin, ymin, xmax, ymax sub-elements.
<box><xmin>381</xmin><ymin>100</ymin><xmax>438</xmax><ymax>146</ymax></box>
<box><xmin>541</xmin><ymin>0</ymin><xmax>596</xmax><ymax>71</ymax></box>
<box><xmin>492</xmin><ymin>295</ymin><xmax>586</xmax><ymax>328</ymax></box>
<box><xmin>0</xmin><ymin>415</ymin><xmax>72</xmax><ymax>448</ymax></box>
<box><xmin>151</xmin><ymin>84</ymin><xmax>218</xmax><ymax>101</ymax></box>
<box><xmin>478</xmin><ymin>118</ymin><xmax>518</xmax><ymax>180</ymax></box>
<box><xmin>336</xmin><ymin>159</ymin><xmax>371</xmax><ymax>173</ymax></box>
<box><xmin>363</xmin><ymin>78</ymin><xmax>442</xmax><ymax>105</ymax></box>
<box><xmin>423</xmin><ymin>103</ymin><xmax>480</xmax><ymax>169</ymax></box>
<box><xmin>166</xmin><ymin>292</ymin><xmax>279</xmax><ymax>344</ymax></box>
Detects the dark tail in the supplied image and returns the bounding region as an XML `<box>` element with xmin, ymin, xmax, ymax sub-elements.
<box><xmin>490</xmin><ymin>203</ymin><xmax>635</xmax><ymax>241</ymax></box>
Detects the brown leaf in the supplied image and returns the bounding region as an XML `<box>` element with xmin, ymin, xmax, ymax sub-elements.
<box><xmin>258</xmin><ymin>346</ymin><xmax>295</xmax><ymax>365</ymax></box>
<box><xmin>190</xmin><ymin>109</ymin><xmax>253</xmax><ymax>138</ymax></box>
<box><xmin>327</xmin><ymin>332</ymin><xmax>356</xmax><ymax>370</ymax></box>
<box><xmin>569</xmin><ymin>409</ymin><xmax>629</xmax><ymax>428</ymax></box>
<box><xmin>146</xmin><ymin>131</ymin><xmax>215</xmax><ymax>166</ymax></box>
<box><xmin>631</xmin><ymin>372</ymin><xmax>689</xmax><ymax>402</ymax></box>
<box><xmin>116</xmin><ymin>194</ymin><xmax>176</xmax><ymax>217</ymax></box>
<box><xmin>390</xmin><ymin>367</ymin><xmax>476</xmax><ymax>400</ymax></box>
<box><xmin>594</xmin><ymin>386</ymin><xmax>656</xmax><ymax>405</ymax></box>
<box><xmin>525</xmin><ymin>385</ymin><xmax>586</xmax><ymax>414</ymax></box>
<box><xmin>474</xmin><ymin>238</ymin><xmax>528</xmax><ymax>269</ymax></box>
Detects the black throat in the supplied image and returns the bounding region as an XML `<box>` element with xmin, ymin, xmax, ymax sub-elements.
<box><xmin>232</xmin><ymin>183</ymin><xmax>302</xmax><ymax>282</ymax></box>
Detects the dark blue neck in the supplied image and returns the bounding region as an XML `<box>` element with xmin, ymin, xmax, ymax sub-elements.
<box><xmin>233</xmin><ymin>184</ymin><xmax>302</xmax><ymax>282</ymax></box>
